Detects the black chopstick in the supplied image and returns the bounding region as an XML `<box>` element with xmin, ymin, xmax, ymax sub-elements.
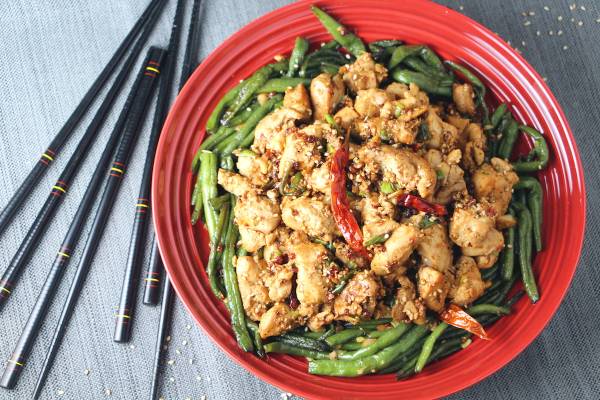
<box><xmin>0</xmin><ymin>34</ymin><xmax>156</xmax><ymax>390</ymax></box>
<box><xmin>31</xmin><ymin>47</ymin><xmax>166</xmax><ymax>400</ymax></box>
<box><xmin>114</xmin><ymin>0</ymin><xmax>186</xmax><ymax>343</ymax></box>
<box><xmin>0</xmin><ymin>0</ymin><xmax>168</xmax><ymax>310</ymax></box>
<box><xmin>149</xmin><ymin>1</ymin><xmax>204</xmax><ymax>398</ymax></box>
<box><xmin>0</xmin><ymin>0</ymin><xmax>162</xmax><ymax>239</ymax></box>
<box><xmin>143</xmin><ymin>237</ymin><xmax>164</xmax><ymax>305</ymax></box>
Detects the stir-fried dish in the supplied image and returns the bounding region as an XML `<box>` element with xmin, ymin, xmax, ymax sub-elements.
<box><xmin>190</xmin><ymin>6</ymin><xmax>549</xmax><ymax>378</ymax></box>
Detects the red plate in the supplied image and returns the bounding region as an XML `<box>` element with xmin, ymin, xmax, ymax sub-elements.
<box><xmin>152</xmin><ymin>1</ymin><xmax>586</xmax><ymax>398</ymax></box>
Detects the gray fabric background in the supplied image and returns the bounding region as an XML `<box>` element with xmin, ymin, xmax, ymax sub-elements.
<box><xmin>0</xmin><ymin>0</ymin><xmax>597</xmax><ymax>399</ymax></box>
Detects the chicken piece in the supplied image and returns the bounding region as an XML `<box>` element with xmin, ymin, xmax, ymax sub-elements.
<box><xmin>472</xmin><ymin>158</ymin><xmax>519</xmax><ymax>217</ymax></box>
<box><xmin>217</xmin><ymin>169</ymin><xmax>254</xmax><ymax>197</ymax></box>
<box><xmin>278</xmin><ymin>128</ymin><xmax>322</xmax><ymax>179</ymax></box>
<box><xmin>462</xmin><ymin>123</ymin><xmax>486</xmax><ymax>172</ymax></box>
<box><xmin>450</xmin><ymin>202</ymin><xmax>504</xmax><ymax>269</ymax></box>
<box><xmin>449</xmin><ymin>203</ymin><xmax>496</xmax><ymax>248</ymax></box>
<box><xmin>449</xmin><ymin>256</ymin><xmax>486</xmax><ymax>306</ymax></box>
<box><xmin>310</xmin><ymin>73</ymin><xmax>345</xmax><ymax>121</ymax></box>
<box><xmin>354</xmin><ymin>89</ymin><xmax>391</xmax><ymax>118</ymax></box>
<box><xmin>417</xmin><ymin>266</ymin><xmax>448</xmax><ymax>312</ymax></box>
<box><xmin>307</xmin><ymin>304</ymin><xmax>335</xmax><ymax>332</ymax></box>
<box><xmin>333</xmin><ymin>240</ymin><xmax>369</xmax><ymax>270</ymax></box>
<box><xmin>283</xmin><ymin>83</ymin><xmax>312</xmax><ymax>119</ymax></box>
<box><xmin>358</xmin><ymin>193</ymin><xmax>398</xmax><ymax>242</ymax></box>
<box><xmin>258</xmin><ymin>303</ymin><xmax>299</xmax><ymax>339</ymax></box>
<box><xmin>234</xmin><ymin>192</ymin><xmax>280</xmax><ymax>234</ymax></box>
<box><xmin>333</xmin><ymin>271</ymin><xmax>381</xmax><ymax>323</ymax></box>
<box><xmin>355</xmin><ymin>117</ymin><xmax>420</xmax><ymax>145</ymax></box>
<box><xmin>238</xmin><ymin>225</ymin><xmax>267</xmax><ymax>253</ymax></box>
<box><xmin>371</xmin><ymin>223</ymin><xmax>421</xmax><ymax>276</ymax></box>
<box><xmin>292</xmin><ymin>242</ymin><xmax>331</xmax><ymax>308</ymax></box>
<box><xmin>306</xmin><ymin>160</ymin><xmax>331</xmax><ymax>196</ymax></box>
<box><xmin>452</xmin><ymin>83</ymin><xmax>477</xmax><ymax>116</ymax></box>
<box><xmin>334</xmin><ymin>106</ymin><xmax>359</xmax><ymax>132</ymax></box>
<box><xmin>361</xmin><ymin>145</ymin><xmax>437</xmax><ymax>199</ymax></box>
<box><xmin>252</xmin><ymin>107</ymin><xmax>304</xmax><ymax>154</ymax></box>
<box><xmin>235</xmin><ymin>152</ymin><xmax>271</xmax><ymax>187</ymax></box>
<box><xmin>340</xmin><ymin>53</ymin><xmax>388</xmax><ymax>93</ymax></box>
<box><xmin>424</xmin><ymin>108</ymin><xmax>461</xmax><ymax>152</ymax></box>
<box><xmin>236</xmin><ymin>256</ymin><xmax>271</xmax><ymax>321</ymax></box>
<box><xmin>426</xmin><ymin>149</ymin><xmax>468</xmax><ymax>204</ymax></box>
<box><xmin>446</xmin><ymin>114</ymin><xmax>470</xmax><ymax>135</ymax></box>
<box><xmin>391</xmin><ymin>276</ymin><xmax>426</xmax><ymax>325</ymax></box>
<box><xmin>416</xmin><ymin>223</ymin><xmax>453</xmax><ymax>273</ymax></box>
<box><xmin>496</xmin><ymin>213</ymin><xmax>517</xmax><ymax>230</ymax></box>
<box><xmin>281</xmin><ymin>195</ymin><xmax>337</xmax><ymax>241</ymax></box>
<box><xmin>384</xmin><ymin>83</ymin><xmax>429</xmax><ymax>120</ymax></box>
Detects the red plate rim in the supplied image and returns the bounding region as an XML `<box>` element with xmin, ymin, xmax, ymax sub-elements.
<box><xmin>152</xmin><ymin>1</ymin><xmax>587</xmax><ymax>399</ymax></box>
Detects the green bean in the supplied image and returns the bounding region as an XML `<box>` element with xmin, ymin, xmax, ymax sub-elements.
<box><xmin>497</xmin><ymin>119</ymin><xmax>519</xmax><ymax>159</ymax></box>
<box><xmin>325</xmin><ymin>328</ymin><xmax>368</xmax><ymax>347</ymax></box>
<box><xmin>341</xmin><ymin>342</ymin><xmax>366</xmax><ymax>351</ymax></box>
<box><xmin>331</xmin><ymin>270</ymin><xmax>356</xmax><ymax>295</ymax></box>
<box><xmin>364</xmin><ymin>234</ymin><xmax>389</xmax><ymax>247</ymax></box>
<box><xmin>392</xmin><ymin>69</ymin><xmax>452</xmax><ymax>97</ymax></box>
<box><xmin>403</xmin><ymin>56</ymin><xmax>447</xmax><ymax>78</ymax></box>
<box><xmin>336</xmin><ymin>323</ymin><xmax>410</xmax><ymax>361</ymax></box>
<box><xmin>258</xmin><ymin>77</ymin><xmax>311</xmax><ymax>93</ymax></box>
<box><xmin>512</xmin><ymin>202</ymin><xmax>539</xmax><ymax>303</ymax></box>
<box><xmin>228</xmin><ymin>102</ymin><xmax>259</xmax><ymax>126</ymax></box>
<box><xmin>491</xmin><ymin>275</ymin><xmax>518</xmax><ymax>305</ymax></box>
<box><xmin>514</xmin><ymin>176</ymin><xmax>543</xmax><ymax>252</ymax></box>
<box><xmin>246</xmin><ymin>321</ymin><xmax>265</xmax><ymax>358</ymax></box>
<box><xmin>309</xmin><ymin>325</ymin><xmax>428</xmax><ymax>377</ymax></box>
<box><xmin>311</xmin><ymin>6</ymin><xmax>366</xmax><ymax>57</ymax></box>
<box><xmin>207</xmin><ymin>203</ymin><xmax>229</xmax><ymax>299</ymax></box>
<box><xmin>420</xmin><ymin>46</ymin><xmax>446</xmax><ymax>73</ymax></box>
<box><xmin>206</xmin><ymin>81</ymin><xmax>244</xmax><ymax>133</ymax></box>
<box><xmin>395</xmin><ymin>354</ymin><xmax>419</xmax><ymax>380</ymax></box>
<box><xmin>444</xmin><ymin>60</ymin><xmax>485</xmax><ymax>93</ymax></box>
<box><xmin>371</xmin><ymin>39</ymin><xmax>403</xmax><ymax>48</ymax></box>
<box><xmin>348</xmin><ymin>318</ymin><xmax>393</xmax><ymax>329</ymax></box>
<box><xmin>222</xmin><ymin>196</ymin><xmax>254</xmax><ymax>352</ymax></box>
<box><xmin>219</xmin><ymin>94</ymin><xmax>283</xmax><ymax>156</ymax></box>
<box><xmin>198</xmin><ymin>151</ymin><xmax>219</xmax><ymax>237</ymax></box>
<box><xmin>513</xmin><ymin>126</ymin><xmax>550</xmax><ymax>172</ymax></box>
<box><xmin>199</xmin><ymin>126</ymin><xmax>236</xmax><ymax>154</ymax></box>
<box><xmin>220</xmin><ymin>154</ymin><xmax>234</xmax><ymax>170</ymax></box>
<box><xmin>221</xmin><ymin>65</ymin><xmax>272</xmax><ymax>126</ymax></box>
<box><xmin>299</xmin><ymin>330</ymin><xmax>326</xmax><ymax>339</ymax></box>
<box><xmin>238</xmin><ymin>129</ymin><xmax>256</xmax><ymax>149</ymax></box>
<box><xmin>320</xmin><ymin>63</ymin><xmax>341</xmax><ymax>75</ymax></box>
<box><xmin>491</xmin><ymin>103</ymin><xmax>508</xmax><ymax>129</ymax></box>
<box><xmin>287</xmin><ymin>37</ymin><xmax>310</xmax><ymax>77</ymax></box>
<box><xmin>377</xmin><ymin>337</ymin><xmax>426</xmax><ymax>374</ymax></box>
<box><xmin>276</xmin><ymin>334</ymin><xmax>331</xmax><ymax>352</ymax></box>
<box><xmin>318</xmin><ymin>325</ymin><xmax>337</xmax><ymax>341</ymax></box>
<box><xmin>415</xmin><ymin>323</ymin><xmax>447</xmax><ymax>373</ymax></box>
<box><xmin>501</xmin><ymin>208</ymin><xmax>517</xmax><ymax>281</ymax></box>
<box><xmin>264</xmin><ymin>342</ymin><xmax>330</xmax><ymax>359</ymax></box>
<box><xmin>481</xmin><ymin>263</ymin><xmax>499</xmax><ymax>281</ymax></box>
<box><xmin>429</xmin><ymin>336</ymin><xmax>468</xmax><ymax>361</ymax></box>
<box><xmin>389</xmin><ymin>45</ymin><xmax>424</xmax><ymax>69</ymax></box>
<box><xmin>505</xmin><ymin>290</ymin><xmax>525</xmax><ymax>307</ymax></box>
<box><xmin>467</xmin><ymin>304</ymin><xmax>511</xmax><ymax>316</ymax></box>
<box><xmin>209</xmin><ymin>194</ymin><xmax>230</xmax><ymax>210</ymax></box>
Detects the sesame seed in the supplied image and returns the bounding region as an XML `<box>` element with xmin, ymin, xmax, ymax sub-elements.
<box><xmin>345</xmin><ymin>54</ymin><xmax>351</xmax><ymax>59</ymax></box>
<box><xmin>185</xmin><ymin>397</ymin><xmax>191</xmax><ymax>400</ymax></box>
<box><xmin>536</xmin><ymin>30</ymin><xmax>541</xmax><ymax>36</ymax></box>
<box><xmin>558</xmin><ymin>15</ymin><xmax>563</xmax><ymax>21</ymax></box>
<box><xmin>581</xmin><ymin>5</ymin><xmax>586</xmax><ymax>11</ymax></box>
<box><xmin>201</xmin><ymin>396</ymin><xmax>207</xmax><ymax>400</ymax></box>
<box><xmin>548</xmin><ymin>30</ymin><xmax>554</xmax><ymax>35</ymax></box>
<box><xmin>459</xmin><ymin>5</ymin><xmax>464</xmax><ymax>10</ymax></box>
<box><xmin>104</xmin><ymin>389</ymin><xmax>112</xmax><ymax>396</ymax></box>
<box><xmin>186</xmin><ymin>324</ymin><xmax>192</xmax><ymax>330</ymax></box>
<box><xmin>570</xmin><ymin>4</ymin><xmax>576</xmax><ymax>11</ymax></box>
<box><xmin>84</xmin><ymin>368</ymin><xmax>90</xmax><ymax>376</ymax></box>
<box><xmin>176</xmin><ymin>349</ymin><xmax>182</xmax><ymax>355</ymax></box>
<box><xmin>166</xmin><ymin>336</ymin><xmax>171</xmax><ymax>342</ymax></box>
<box><xmin>167</xmin><ymin>359</ymin><xmax>175</xmax><ymax>365</ymax></box>
<box><xmin>182</xmin><ymin>340</ymin><xmax>188</xmax><ymax>346</ymax></box>
<box><xmin>169</xmin><ymin>377</ymin><xmax>175</xmax><ymax>383</ymax></box>
<box><xmin>521</xmin><ymin>41</ymin><xmax>526</xmax><ymax>46</ymax></box>
<box><xmin>196</xmin><ymin>375</ymin><xmax>202</xmax><ymax>381</ymax></box>
<box><xmin>558</xmin><ymin>30</ymin><xmax>563</xmax><ymax>35</ymax></box>
<box><xmin>521</xmin><ymin>12</ymin><xmax>527</xmax><ymax>17</ymax></box>
<box><xmin>597</xmin><ymin>18</ymin><xmax>600</xmax><ymax>23</ymax></box>
<box><xmin>529</xmin><ymin>11</ymin><xmax>535</xmax><ymax>16</ymax></box>
<box><xmin>189</xmin><ymin>358</ymin><xmax>194</xmax><ymax>365</ymax></box>
<box><xmin>129</xmin><ymin>344</ymin><xmax>135</xmax><ymax>349</ymax></box>
<box><xmin>543</xmin><ymin>6</ymin><xmax>550</xmax><ymax>11</ymax></box>
<box><xmin>524</xmin><ymin>20</ymin><xmax>531</xmax><ymax>26</ymax></box>
<box><xmin>578</xmin><ymin>21</ymin><xmax>584</xmax><ymax>26</ymax></box>
<box><xmin>563</xmin><ymin>45</ymin><xmax>569</xmax><ymax>50</ymax></box>
<box><xmin>57</xmin><ymin>389</ymin><xmax>65</xmax><ymax>395</ymax></box>
<box><xmin>571</xmin><ymin>18</ymin><xmax>576</xmax><ymax>22</ymax></box>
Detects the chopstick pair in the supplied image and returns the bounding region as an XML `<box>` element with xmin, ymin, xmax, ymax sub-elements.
<box><xmin>30</xmin><ymin>46</ymin><xmax>166</xmax><ymax>400</ymax></box>
<box><xmin>149</xmin><ymin>1</ymin><xmax>204</xmax><ymax>399</ymax></box>
<box><xmin>113</xmin><ymin>0</ymin><xmax>186</xmax><ymax>343</ymax></box>
<box><xmin>0</xmin><ymin>0</ymin><xmax>168</xmax><ymax>392</ymax></box>
<box><xmin>0</xmin><ymin>0</ymin><xmax>163</xmax><ymax>240</ymax></box>
<box><xmin>0</xmin><ymin>0</ymin><xmax>168</xmax><ymax>310</ymax></box>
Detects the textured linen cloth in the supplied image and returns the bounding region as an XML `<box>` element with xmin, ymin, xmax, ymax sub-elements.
<box><xmin>0</xmin><ymin>1</ymin><xmax>598</xmax><ymax>399</ymax></box>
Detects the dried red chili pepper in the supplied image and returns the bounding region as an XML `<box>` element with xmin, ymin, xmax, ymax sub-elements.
<box><xmin>397</xmin><ymin>193</ymin><xmax>447</xmax><ymax>217</ymax></box>
<box><xmin>440</xmin><ymin>304</ymin><xmax>489</xmax><ymax>340</ymax></box>
<box><xmin>330</xmin><ymin>147</ymin><xmax>369</xmax><ymax>260</ymax></box>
